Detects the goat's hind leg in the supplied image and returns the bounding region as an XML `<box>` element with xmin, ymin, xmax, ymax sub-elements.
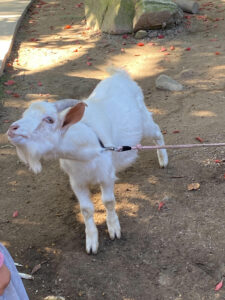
<box><xmin>101</xmin><ymin>181</ymin><xmax>121</xmax><ymax>240</ymax></box>
<box><xmin>144</xmin><ymin>113</ymin><xmax>168</xmax><ymax>168</ymax></box>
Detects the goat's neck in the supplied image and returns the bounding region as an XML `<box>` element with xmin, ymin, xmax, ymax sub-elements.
<box><xmin>55</xmin><ymin>124</ymin><xmax>103</xmax><ymax>162</ymax></box>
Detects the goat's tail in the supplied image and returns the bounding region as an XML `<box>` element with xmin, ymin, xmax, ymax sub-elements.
<box><xmin>106</xmin><ymin>66</ymin><xmax>130</xmax><ymax>78</ymax></box>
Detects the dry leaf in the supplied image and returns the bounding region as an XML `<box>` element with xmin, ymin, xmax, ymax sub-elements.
<box><xmin>188</xmin><ymin>183</ymin><xmax>200</xmax><ymax>191</ymax></box>
<box><xmin>31</xmin><ymin>263</ymin><xmax>41</xmax><ymax>274</ymax></box>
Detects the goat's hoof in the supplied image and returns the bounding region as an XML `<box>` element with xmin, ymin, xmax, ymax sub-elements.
<box><xmin>108</xmin><ymin>221</ymin><xmax>121</xmax><ymax>240</ymax></box>
<box><xmin>86</xmin><ymin>234</ymin><xmax>99</xmax><ymax>254</ymax></box>
<box><xmin>158</xmin><ymin>149</ymin><xmax>168</xmax><ymax>168</ymax></box>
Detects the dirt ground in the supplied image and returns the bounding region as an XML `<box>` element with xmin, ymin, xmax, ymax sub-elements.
<box><xmin>1</xmin><ymin>0</ymin><xmax>225</xmax><ymax>299</ymax></box>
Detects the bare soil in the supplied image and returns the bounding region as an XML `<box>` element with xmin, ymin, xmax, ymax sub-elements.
<box><xmin>1</xmin><ymin>0</ymin><xmax>225</xmax><ymax>299</ymax></box>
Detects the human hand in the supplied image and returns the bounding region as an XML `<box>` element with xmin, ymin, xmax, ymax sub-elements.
<box><xmin>0</xmin><ymin>264</ymin><xmax>11</xmax><ymax>295</ymax></box>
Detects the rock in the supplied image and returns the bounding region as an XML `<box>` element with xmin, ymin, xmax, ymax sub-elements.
<box><xmin>133</xmin><ymin>0</ymin><xmax>183</xmax><ymax>32</ymax></box>
<box><xmin>155</xmin><ymin>74</ymin><xmax>183</xmax><ymax>91</ymax></box>
<box><xmin>85</xmin><ymin>0</ymin><xmax>135</xmax><ymax>34</ymax></box>
<box><xmin>134</xmin><ymin>30</ymin><xmax>148</xmax><ymax>39</ymax></box>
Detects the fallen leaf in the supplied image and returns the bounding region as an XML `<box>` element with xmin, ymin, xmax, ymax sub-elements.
<box><xmin>215</xmin><ymin>51</ymin><xmax>221</xmax><ymax>55</ymax></box>
<box><xmin>160</xmin><ymin>47</ymin><xmax>167</xmax><ymax>52</ymax></box>
<box><xmin>4</xmin><ymin>80</ymin><xmax>16</xmax><ymax>86</ymax></box>
<box><xmin>86</xmin><ymin>62</ymin><xmax>92</xmax><ymax>66</ymax></box>
<box><xmin>173</xmin><ymin>130</ymin><xmax>180</xmax><ymax>134</ymax></box>
<box><xmin>73</xmin><ymin>49</ymin><xmax>78</xmax><ymax>52</ymax></box>
<box><xmin>13</xmin><ymin>93</ymin><xmax>20</xmax><ymax>98</ymax></box>
<box><xmin>196</xmin><ymin>136</ymin><xmax>204</xmax><ymax>143</ymax></box>
<box><xmin>164</xmin><ymin>52</ymin><xmax>170</xmax><ymax>55</ymax></box>
<box><xmin>37</xmin><ymin>82</ymin><xmax>43</xmax><ymax>86</ymax></box>
<box><xmin>13</xmin><ymin>211</ymin><xmax>19</xmax><ymax>218</ymax></box>
<box><xmin>170</xmin><ymin>45</ymin><xmax>175</xmax><ymax>50</ymax></box>
<box><xmin>122</xmin><ymin>34</ymin><xmax>128</xmax><ymax>39</ymax></box>
<box><xmin>187</xmin><ymin>183</ymin><xmax>200</xmax><ymax>191</ymax></box>
<box><xmin>5</xmin><ymin>90</ymin><xmax>13</xmax><ymax>95</ymax></box>
<box><xmin>158</xmin><ymin>35</ymin><xmax>164</xmax><ymax>39</ymax></box>
<box><xmin>148</xmin><ymin>42</ymin><xmax>155</xmax><ymax>46</ymax></box>
<box><xmin>137</xmin><ymin>42</ymin><xmax>144</xmax><ymax>46</ymax></box>
<box><xmin>215</xmin><ymin>279</ymin><xmax>223</xmax><ymax>291</ymax></box>
<box><xmin>186</xmin><ymin>47</ymin><xmax>191</xmax><ymax>51</ymax></box>
<box><xmin>214</xmin><ymin>159</ymin><xmax>221</xmax><ymax>163</ymax></box>
<box><xmin>158</xmin><ymin>201</ymin><xmax>165</xmax><ymax>211</ymax></box>
<box><xmin>29</xmin><ymin>38</ymin><xmax>38</xmax><ymax>42</ymax></box>
<box><xmin>31</xmin><ymin>263</ymin><xmax>41</xmax><ymax>275</ymax></box>
<box><xmin>64</xmin><ymin>25</ymin><xmax>72</xmax><ymax>29</ymax></box>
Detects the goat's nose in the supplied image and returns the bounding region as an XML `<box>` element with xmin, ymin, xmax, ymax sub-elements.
<box><xmin>10</xmin><ymin>124</ymin><xmax>19</xmax><ymax>131</ymax></box>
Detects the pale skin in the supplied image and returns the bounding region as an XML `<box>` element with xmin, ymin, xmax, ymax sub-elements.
<box><xmin>0</xmin><ymin>264</ymin><xmax>11</xmax><ymax>295</ymax></box>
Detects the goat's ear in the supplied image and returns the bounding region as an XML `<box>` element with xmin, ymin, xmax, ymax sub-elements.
<box><xmin>62</xmin><ymin>102</ymin><xmax>87</xmax><ymax>127</ymax></box>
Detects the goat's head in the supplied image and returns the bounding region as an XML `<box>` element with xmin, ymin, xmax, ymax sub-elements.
<box><xmin>7</xmin><ymin>99</ymin><xmax>86</xmax><ymax>173</ymax></box>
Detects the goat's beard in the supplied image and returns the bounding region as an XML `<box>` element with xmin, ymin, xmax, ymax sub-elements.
<box><xmin>16</xmin><ymin>143</ymin><xmax>42</xmax><ymax>174</ymax></box>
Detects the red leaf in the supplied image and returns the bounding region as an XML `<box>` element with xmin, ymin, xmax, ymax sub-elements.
<box><xmin>158</xmin><ymin>35</ymin><xmax>164</xmax><ymax>39</ymax></box>
<box><xmin>76</xmin><ymin>2</ymin><xmax>83</xmax><ymax>8</ymax></box>
<box><xmin>86</xmin><ymin>62</ymin><xmax>92</xmax><ymax>66</ymax></box>
<box><xmin>170</xmin><ymin>45</ymin><xmax>175</xmax><ymax>50</ymax></box>
<box><xmin>215</xmin><ymin>52</ymin><xmax>221</xmax><ymax>55</ymax></box>
<box><xmin>122</xmin><ymin>34</ymin><xmax>128</xmax><ymax>39</ymax></box>
<box><xmin>30</xmin><ymin>38</ymin><xmax>38</xmax><ymax>42</ymax></box>
<box><xmin>73</xmin><ymin>49</ymin><xmax>78</xmax><ymax>52</ymax></box>
<box><xmin>64</xmin><ymin>25</ymin><xmax>72</xmax><ymax>29</ymax></box>
<box><xmin>13</xmin><ymin>93</ymin><xmax>20</xmax><ymax>98</ymax></box>
<box><xmin>214</xmin><ymin>159</ymin><xmax>221</xmax><ymax>163</ymax></box>
<box><xmin>4</xmin><ymin>80</ymin><xmax>15</xmax><ymax>86</ymax></box>
<box><xmin>37</xmin><ymin>82</ymin><xmax>43</xmax><ymax>86</ymax></box>
<box><xmin>196</xmin><ymin>136</ymin><xmax>204</xmax><ymax>143</ymax></box>
<box><xmin>164</xmin><ymin>52</ymin><xmax>170</xmax><ymax>56</ymax></box>
<box><xmin>148</xmin><ymin>42</ymin><xmax>155</xmax><ymax>46</ymax></box>
<box><xmin>137</xmin><ymin>42</ymin><xmax>144</xmax><ymax>47</ymax></box>
<box><xmin>158</xmin><ymin>202</ymin><xmax>165</xmax><ymax>211</ymax></box>
<box><xmin>5</xmin><ymin>90</ymin><xmax>13</xmax><ymax>95</ymax></box>
<box><xmin>13</xmin><ymin>211</ymin><xmax>18</xmax><ymax>218</ymax></box>
<box><xmin>215</xmin><ymin>279</ymin><xmax>223</xmax><ymax>291</ymax></box>
<box><xmin>173</xmin><ymin>130</ymin><xmax>180</xmax><ymax>134</ymax></box>
<box><xmin>186</xmin><ymin>47</ymin><xmax>191</xmax><ymax>51</ymax></box>
<box><xmin>160</xmin><ymin>47</ymin><xmax>167</xmax><ymax>52</ymax></box>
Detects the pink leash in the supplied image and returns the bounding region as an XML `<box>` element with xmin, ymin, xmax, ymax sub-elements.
<box><xmin>104</xmin><ymin>143</ymin><xmax>225</xmax><ymax>152</ymax></box>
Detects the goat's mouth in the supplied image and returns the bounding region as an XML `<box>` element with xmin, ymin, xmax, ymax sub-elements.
<box><xmin>7</xmin><ymin>131</ymin><xmax>28</xmax><ymax>140</ymax></box>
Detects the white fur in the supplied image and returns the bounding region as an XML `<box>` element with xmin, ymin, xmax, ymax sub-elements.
<box><xmin>8</xmin><ymin>69</ymin><xmax>168</xmax><ymax>254</ymax></box>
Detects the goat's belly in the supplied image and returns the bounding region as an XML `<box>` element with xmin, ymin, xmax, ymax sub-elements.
<box><xmin>60</xmin><ymin>154</ymin><xmax>116</xmax><ymax>186</ymax></box>
<box><xmin>113</xmin><ymin>150</ymin><xmax>138</xmax><ymax>172</ymax></box>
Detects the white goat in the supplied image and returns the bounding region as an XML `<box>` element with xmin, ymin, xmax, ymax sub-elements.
<box><xmin>7</xmin><ymin>69</ymin><xmax>168</xmax><ymax>254</ymax></box>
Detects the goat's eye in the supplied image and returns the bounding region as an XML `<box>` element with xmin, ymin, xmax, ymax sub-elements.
<box><xmin>44</xmin><ymin>117</ymin><xmax>54</xmax><ymax>124</ymax></box>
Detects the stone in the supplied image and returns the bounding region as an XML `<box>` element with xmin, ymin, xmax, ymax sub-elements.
<box><xmin>85</xmin><ymin>0</ymin><xmax>135</xmax><ymax>34</ymax></box>
<box><xmin>155</xmin><ymin>74</ymin><xmax>183</xmax><ymax>91</ymax></box>
<box><xmin>134</xmin><ymin>30</ymin><xmax>148</xmax><ymax>39</ymax></box>
<box><xmin>133</xmin><ymin>0</ymin><xmax>183</xmax><ymax>32</ymax></box>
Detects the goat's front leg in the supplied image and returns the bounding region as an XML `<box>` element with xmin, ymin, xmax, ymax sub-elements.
<box><xmin>101</xmin><ymin>181</ymin><xmax>121</xmax><ymax>240</ymax></box>
<box><xmin>71</xmin><ymin>183</ymin><xmax>98</xmax><ymax>254</ymax></box>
